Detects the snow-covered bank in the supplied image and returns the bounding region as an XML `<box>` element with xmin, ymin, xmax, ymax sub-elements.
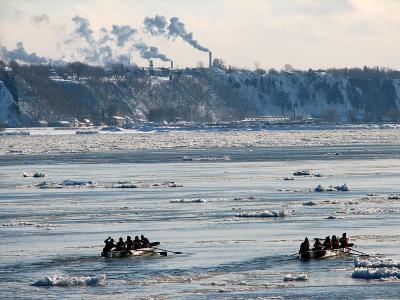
<box><xmin>1</xmin><ymin>128</ymin><xmax>400</xmax><ymax>155</ymax></box>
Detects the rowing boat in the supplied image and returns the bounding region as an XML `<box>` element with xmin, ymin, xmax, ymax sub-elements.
<box><xmin>102</xmin><ymin>247</ymin><xmax>157</xmax><ymax>258</ymax></box>
<box><xmin>299</xmin><ymin>248</ymin><xmax>351</xmax><ymax>260</ymax></box>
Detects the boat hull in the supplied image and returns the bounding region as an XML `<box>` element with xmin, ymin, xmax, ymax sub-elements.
<box><xmin>102</xmin><ymin>248</ymin><xmax>157</xmax><ymax>258</ymax></box>
<box><xmin>299</xmin><ymin>248</ymin><xmax>351</xmax><ymax>260</ymax></box>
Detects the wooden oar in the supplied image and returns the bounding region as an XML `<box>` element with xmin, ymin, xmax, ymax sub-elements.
<box><xmin>154</xmin><ymin>247</ymin><xmax>183</xmax><ymax>254</ymax></box>
<box><xmin>346</xmin><ymin>247</ymin><xmax>369</xmax><ymax>256</ymax></box>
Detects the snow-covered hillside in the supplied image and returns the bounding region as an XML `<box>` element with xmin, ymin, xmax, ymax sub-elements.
<box><xmin>1</xmin><ymin>62</ymin><xmax>400</xmax><ymax>125</ymax></box>
<box><xmin>0</xmin><ymin>81</ymin><xmax>20</xmax><ymax>126</ymax></box>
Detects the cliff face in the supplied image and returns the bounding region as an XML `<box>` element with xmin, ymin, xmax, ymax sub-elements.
<box><xmin>1</xmin><ymin>64</ymin><xmax>400</xmax><ymax>126</ymax></box>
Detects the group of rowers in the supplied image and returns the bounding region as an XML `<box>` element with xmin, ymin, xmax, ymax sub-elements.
<box><xmin>299</xmin><ymin>232</ymin><xmax>354</xmax><ymax>259</ymax></box>
<box><xmin>101</xmin><ymin>235</ymin><xmax>151</xmax><ymax>257</ymax></box>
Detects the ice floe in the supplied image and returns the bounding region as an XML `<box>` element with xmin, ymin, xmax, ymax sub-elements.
<box><xmin>293</xmin><ymin>170</ymin><xmax>311</xmax><ymax>176</ymax></box>
<box><xmin>75</xmin><ymin>130</ymin><xmax>99</xmax><ymax>135</ymax></box>
<box><xmin>337</xmin><ymin>207</ymin><xmax>400</xmax><ymax>215</ymax></box>
<box><xmin>36</xmin><ymin>180</ymin><xmax>97</xmax><ymax>189</ymax></box>
<box><xmin>2</xmin><ymin>128</ymin><xmax>400</xmax><ymax>155</ymax></box>
<box><xmin>283</xmin><ymin>274</ymin><xmax>308</xmax><ymax>281</ymax></box>
<box><xmin>182</xmin><ymin>155</ymin><xmax>230</xmax><ymax>161</ymax></box>
<box><xmin>314</xmin><ymin>183</ymin><xmax>350</xmax><ymax>192</ymax></box>
<box><xmin>388</xmin><ymin>193</ymin><xmax>400</xmax><ymax>200</ymax></box>
<box><xmin>236</xmin><ymin>209</ymin><xmax>291</xmax><ymax>218</ymax></box>
<box><xmin>23</xmin><ymin>172</ymin><xmax>46</xmax><ymax>178</ymax></box>
<box><xmin>352</xmin><ymin>267</ymin><xmax>400</xmax><ymax>280</ymax></box>
<box><xmin>170</xmin><ymin>198</ymin><xmax>206</xmax><ymax>203</ymax></box>
<box><xmin>355</xmin><ymin>257</ymin><xmax>400</xmax><ymax>268</ymax></box>
<box><xmin>32</xmin><ymin>274</ymin><xmax>105</xmax><ymax>286</ymax></box>
<box><xmin>303</xmin><ymin>201</ymin><xmax>317</xmax><ymax>206</ymax></box>
<box><xmin>33</xmin><ymin>179</ymin><xmax>182</xmax><ymax>189</ymax></box>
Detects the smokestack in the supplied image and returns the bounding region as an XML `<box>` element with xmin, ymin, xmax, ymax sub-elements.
<box><xmin>170</xmin><ymin>60</ymin><xmax>173</xmax><ymax>69</ymax></box>
<box><xmin>209</xmin><ymin>51</ymin><xmax>212</xmax><ymax>69</ymax></box>
<box><xmin>149</xmin><ymin>59</ymin><xmax>154</xmax><ymax>69</ymax></box>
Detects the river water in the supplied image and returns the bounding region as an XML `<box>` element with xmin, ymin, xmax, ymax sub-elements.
<box><xmin>0</xmin><ymin>144</ymin><xmax>399</xmax><ymax>299</ymax></box>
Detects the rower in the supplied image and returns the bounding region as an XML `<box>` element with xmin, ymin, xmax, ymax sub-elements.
<box><xmin>115</xmin><ymin>237</ymin><xmax>126</xmax><ymax>251</ymax></box>
<box><xmin>313</xmin><ymin>238</ymin><xmax>325</xmax><ymax>258</ymax></box>
<box><xmin>126</xmin><ymin>236</ymin><xmax>134</xmax><ymax>251</ymax></box>
<box><xmin>133</xmin><ymin>236</ymin><xmax>141</xmax><ymax>249</ymax></box>
<box><xmin>332</xmin><ymin>235</ymin><xmax>339</xmax><ymax>249</ymax></box>
<box><xmin>101</xmin><ymin>237</ymin><xmax>115</xmax><ymax>257</ymax></box>
<box><xmin>299</xmin><ymin>237</ymin><xmax>311</xmax><ymax>259</ymax></box>
<box><xmin>323</xmin><ymin>236</ymin><xmax>332</xmax><ymax>250</ymax></box>
<box><xmin>140</xmin><ymin>235</ymin><xmax>150</xmax><ymax>248</ymax></box>
<box><xmin>339</xmin><ymin>232</ymin><xmax>354</xmax><ymax>248</ymax></box>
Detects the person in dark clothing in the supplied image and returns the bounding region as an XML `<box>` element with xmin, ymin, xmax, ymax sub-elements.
<box><xmin>133</xmin><ymin>236</ymin><xmax>141</xmax><ymax>249</ymax></box>
<box><xmin>125</xmin><ymin>236</ymin><xmax>134</xmax><ymax>251</ymax></box>
<box><xmin>323</xmin><ymin>236</ymin><xmax>332</xmax><ymax>250</ymax></box>
<box><xmin>115</xmin><ymin>237</ymin><xmax>126</xmax><ymax>251</ymax></box>
<box><xmin>332</xmin><ymin>235</ymin><xmax>340</xmax><ymax>249</ymax></box>
<box><xmin>339</xmin><ymin>233</ymin><xmax>354</xmax><ymax>248</ymax></box>
<box><xmin>140</xmin><ymin>235</ymin><xmax>150</xmax><ymax>248</ymax></box>
<box><xmin>313</xmin><ymin>238</ymin><xmax>325</xmax><ymax>258</ymax></box>
<box><xmin>101</xmin><ymin>237</ymin><xmax>115</xmax><ymax>257</ymax></box>
<box><xmin>299</xmin><ymin>237</ymin><xmax>311</xmax><ymax>259</ymax></box>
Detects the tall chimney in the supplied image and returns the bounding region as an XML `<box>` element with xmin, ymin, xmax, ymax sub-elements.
<box><xmin>149</xmin><ymin>60</ymin><xmax>154</xmax><ymax>69</ymax></box>
<box><xmin>209</xmin><ymin>51</ymin><xmax>212</xmax><ymax>69</ymax></box>
<box><xmin>170</xmin><ymin>60</ymin><xmax>174</xmax><ymax>69</ymax></box>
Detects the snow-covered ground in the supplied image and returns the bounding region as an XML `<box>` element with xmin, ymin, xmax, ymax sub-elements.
<box><xmin>0</xmin><ymin>127</ymin><xmax>399</xmax><ymax>155</ymax></box>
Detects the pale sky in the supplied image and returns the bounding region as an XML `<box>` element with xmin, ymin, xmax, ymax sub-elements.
<box><xmin>0</xmin><ymin>0</ymin><xmax>399</xmax><ymax>69</ymax></box>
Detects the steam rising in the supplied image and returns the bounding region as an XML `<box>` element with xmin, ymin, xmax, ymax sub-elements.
<box><xmin>167</xmin><ymin>17</ymin><xmax>209</xmax><ymax>52</ymax></box>
<box><xmin>111</xmin><ymin>25</ymin><xmax>137</xmax><ymax>47</ymax></box>
<box><xmin>1</xmin><ymin>14</ymin><xmax>208</xmax><ymax>66</ymax></box>
<box><xmin>144</xmin><ymin>15</ymin><xmax>167</xmax><ymax>35</ymax></box>
<box><xmin>0</xmin><ymin>42</ymin><xmax>47</xmax><ymax>64</ymax></box>
<box><xmin>144</xmin><ymin>15</ymin><xmax>209</xmax><ymax>52</ymax></box>
<box><xmin>70</xmin><ymin>15</ymin><xmax>95</xmax><ymax>45</ymax></box>
<box><xmin>134</xmin><ymin>42</ymin><xmax>170</xmax><ymax>62</ymax></box>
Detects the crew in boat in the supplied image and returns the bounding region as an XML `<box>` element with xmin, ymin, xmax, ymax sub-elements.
<box><xmin>299</xmin><ymin>237</ymin><xmax>311</xmax><ymax>259</ymax></box>
<box><xmin>323</xmin><ymin>236</ymin><xmax>332</xmax><ymax>250</ymax></box>
<box><xmin>313</xmin><ymin>238</ymin><xmax>325</xmax><ymax>257</ymax></box>
<box><xmin>140</xmin><ymin>235</ymin><xmax>150</xmax><ymax>248</ymax></box>
<box><xmin>125</xmin><ymin>236</ymin><xmax>134</xmax><ymax>251</ymax></box>
<box><xmin>102</xmin><ymin>237</ymin><xmax>115</xmax><ymax>256</ymax></box>
<box><xmin>332</xmin><ymin>235</ymin><xmax>340</xmax><ymax>249</ymax></box>
<box><xmin>339</xmin><ymin>233</ymin><xmax>354</xmax><ymax>248</ymax></box>
<box><xmin>115</xmin><ymin>237</ymin><xmax>126</xmax><ymax>251</ymax></box>
<box><xmin>133</xmin><ymin>236</ymin><xmax>141</xmax><ymax>249</ymax></box>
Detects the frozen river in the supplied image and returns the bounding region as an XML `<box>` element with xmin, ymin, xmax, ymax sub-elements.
<box><xmin>0</xmin><ymin>140</ymin><xmax>400</xmax><ymax>299</ymax></box>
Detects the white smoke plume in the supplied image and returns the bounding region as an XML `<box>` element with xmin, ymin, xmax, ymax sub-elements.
<box><xmin>144</xmin><ymin>15</ymin><xmax>167</xmax><ymax>35</ymax></box>
<box><xmin>144</xmin><ymin>15</ymin><xmax>209</xmax><ymax>52</ymax></box>
<box><xmin>0</xmin><ymin>42</ymin><xmax>47</xmax><ymax>64</ymax></box>
<box><xmin>111</xmin><ymin>25</ymin><xmax>137</xmax><ymax>47</ymax></box>
<box><xmin>133</xmin><ymin>42</ymin><xmax>170</xmax><ymax>62</ymax></box>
